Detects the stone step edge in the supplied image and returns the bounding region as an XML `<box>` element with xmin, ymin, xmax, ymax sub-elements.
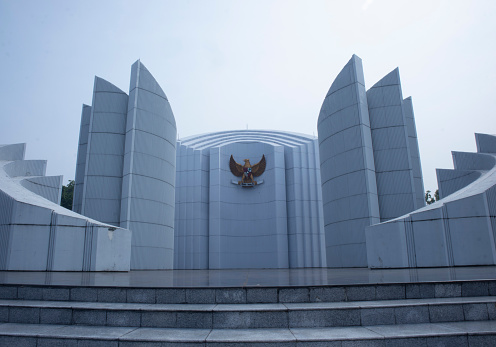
<box><xmin>1</xmin><ymin>280</ymin><xmax>495</xmax><ymax>304</ymax></box>
<box><xmin>0</xmin><ymin>321</ymin><xmax>495</xmax><ymax>343</ymax></box>
<box><xmin>1</xmin><ymin>295</ymin><xmax>496</xmax><ymax>312</ymax></box>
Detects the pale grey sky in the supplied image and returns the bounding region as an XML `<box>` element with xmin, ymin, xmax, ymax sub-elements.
<box><xmin>1</xmin><ymin>0</ymin><xmax>495</xmax><ymax>193</ymax></box>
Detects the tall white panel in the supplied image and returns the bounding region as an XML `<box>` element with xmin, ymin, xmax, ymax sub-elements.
<box><xmin>318</xmin><ymin>55</ymin><xmax>379</xmax><ymax>267</ymax></box>
<box><xmin>120</xmin><ymin>60</ymin><xmax>177</xmax><ymax>270</ymax></box>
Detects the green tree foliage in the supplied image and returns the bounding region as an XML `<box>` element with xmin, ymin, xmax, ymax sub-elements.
<box><xmin>425</xmin><ymin>189</ymin><xmax>439</xmax><ymax>205</ymax></box>
<box><xmin>61</xmin><ymin>180</ymin><xmax>75</xmax><ymax>210</ymax></box>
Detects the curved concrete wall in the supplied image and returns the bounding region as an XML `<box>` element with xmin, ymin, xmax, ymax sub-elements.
<box><xmin>73</xmin><ymin>60</ymin><xmax>177</xmax><ymax>270</ymax></box>
<box><xmin>366</xmin><ymin>133</ymin><xmax>496</xmax><ymax>268</ymax></box>
<box><xmin>120</xmin><ymin>61</ymin><xmax>177</xmax><ymax>270</ymax></box>
<box><xmin>0</xmin><ymin>143</ymin><xmax>131</xmax><ymax>271</ymax></box>
<box><xmin>367</xmin><ymin>69</ymin><xmax>416</xmax><ymax>221</ymax></box>
<box><xmin>80</xmin><ymin>77</ymin><xmax>128</xmax><ymax>226</ymax></box>
<box><xmin>317</xmin><ymin>55</ymin><xmax>380</xmax><ymax>267</ymax></box>
<box><xmin>317</xmin><ymin>55</ymin><xmax>425</xmax><ymax>267</ymax></box>
<box><xmin>175</xmin><ymin>130</ymin><xmax>326</xmax><ymax>269</ymax></box>
<box><xmin>73</xmin><ymin>104</ymin><xmax>91</xmax><ymax>214</ymax></box>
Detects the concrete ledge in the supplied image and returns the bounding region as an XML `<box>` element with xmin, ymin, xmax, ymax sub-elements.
<box><xmin>0</xmin><ymin>321</ymin><xmax>495</xmax><ymax>345</ymax></box>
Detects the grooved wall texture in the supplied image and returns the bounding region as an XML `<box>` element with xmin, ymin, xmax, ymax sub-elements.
<box><xmin>73</xmin><ymin>60</ymin><xmax>177</xmax><ymax>270</ymax></box>
<box><xmin>366</xmin><ymin>133</ymin><xmax>496</xmax><ymax>268</ymax></box>
<box><xmin>318</xmin><ymin>55</ymin><xmax>425</xmax><ymax>267</ymax></box>
<box><xmin>0</xmin><ymin>143</ymin><xmax>131</xmax><ymax>271</ymax></box>
<box><xmin>174</xmin><ymin>130</ymin><xmax>326</xmax><ymax>269</ymax></box>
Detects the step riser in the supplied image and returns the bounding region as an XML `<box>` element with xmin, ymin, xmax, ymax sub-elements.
<box><xmin>1</xmin><ymin>334</ymin><xmax>496</xmax><ymax>346</ymax></box>
<box><xmin>3</xmin><ymin>303</ymin><xmax>496</xmax><ymax>329</ymax></box>
<box><xmin>1</xmin><ymin>281</ymin><xmax>495</xmax><ymax>304</ymax></box>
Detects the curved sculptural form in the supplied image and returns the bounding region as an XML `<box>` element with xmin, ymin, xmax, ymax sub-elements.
<box><xmin>73</xmin><ymin>60</ymin><xmax>177</xmax><ymax>270</ymax></box>
<box><xmin>317</xmin><ymin>54</ymin><xmax>424</xmax><ymax>267</ymax></box>
<box><xmin>175</xmin><ymin>130</ymin><xmax>326</xmax><ymax>269</ymax></box>
<box><xmin>366</xmin><ymin>133</ymin><xmax>496</xmax><ymax>268</ymax></box>
<box><xmin>0</xmin><ymin>143</ymin><xmax>131</xmax><ymax>271</ymax></box>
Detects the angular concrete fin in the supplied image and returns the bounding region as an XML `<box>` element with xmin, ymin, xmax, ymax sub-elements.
<box><xmin>476</xmin><ymin>133</ymin><xmax>496</xmax><ymax>154</ymax></box>
<box><xmin>0</xmin><ymin>143</ymin><xmax>26</xmax><ymax>161</ymax></box>
<box><xmin>129</xmin><ymin>60</ymin><xmax>168</xmax><ymax>100</ymax></box>
<box><xmin>452</xmin><ymin>151</ymin><xmax>495</xmax><ymax>171</ymax></box>
<box><xmin>370</xmin><ymin>67</ymin><xmax>400</xmax><ymax>88</ymax></box>
<box><xmin>326</xmin><ymin>54</ymin><xmax>365</xmax><ymax>97</ymax></box>
<box><xmin>94</xmin><ymin>76</ymin><xmax>127</xmax><ymax>94</ymax></box>
<box><xmin>436</xmin><ymin>168</ymin><xmax>482</xmax><ymax>199</ymax></box>
<box><xmin>3</xmin><ymin>160</ymin><xmax>47</xmax><ymax>177</ymax></box>
<box><xmin>20</xmin><ymin>175</ymin><xmax>63</xmax><ymax>204</ymax></box>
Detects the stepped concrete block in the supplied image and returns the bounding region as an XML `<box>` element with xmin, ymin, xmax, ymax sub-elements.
<box><xmin>488</xmin><ymin>303</ymin><xmax>496</xmax><ymax>320</ymax></box>
<box><xmin>9</xmin><ymin>307</ymin><xmax>40</xmax><ymax>324</ymax></box>
<box><xmin>207</xmin><ymin>328</ymin><xmax>295</xmax><ymax>344</ymax></box>
<box><xmin>247</xmin><ymin>288</ymin><xmax>278</xmax><ymax>303</ymax></box>
<box><xmin>279</xmin><ymin>288</ymin><xmax>309</xmax><ymax>303</ymax></box>
<box><xmin>464</xmin><ymin>303</ymin><xmax>489</xmax><ymax>321</ymax></box>
<box><xmin>127</xmin><ymin>289</ymin><xmax>155</xmax><ymax>304</ymax></box>
<box><xmin>0</xmin><ymin>287</ymin><xmax>17</xmax><ymax>300</ymax></box>
<box><xmin>0</xmin><ymin>307</ymin><xmax>8</xmax><ymax>322</ymax></box>
<box><xmin>71</xmin><ymin>288</ymin><xmax>98</xmax><ymax>302</ymax></box>
<box><xmin>213</xmin><ymin>310</ymin><xmax>288</xmax><ymax>329</ymax></box>
<box><xmin>39</xmin><ymin>308</ymin><xmax>72</xmax><ymax>324</ymax></box>
<box><xmin>346</xmin><ymin>286</ymin><xmax>376</xmax><ymax>301</ymax></box>
<box><xmin>376</xmin><ymin>285</ymin><xmax>405</xmax><ymax>300</ymax></box>
<box><xmin>42</xmin><ymin>288</ymin><xmax>70</xmax><ymax>301</ymax></box>
<box><xmin>361</xmin><ymin>307</ymin><xmax>395</xmax><ymax>325</ymax></box>
<box><xmin>406</xmin><ymin>284</ymin><xmax>435</xmax><ymax>299</ymax></box>
<box><xmin>429</xmin><ymin>304</ymin><xmax>464</xmax><ymax>322</ymax></box>
<box><xmin>216</xmin><ymin>288</ymin><xmax>246</xmax><ymax>304</ymax></box>
<box><xmin>291</xmin><ymin>326</ymin><xmax>383</xmax><ymax>342</ymax></box>
<box><xmin>73</xmin><ymin>309</ymin><xmax>106</xmax><ymax>326</ymax></box>
<box><xmin>310</xmin><ymin>287</ymin><xmax>346</xmax><ymax>302</ymax></box>
<box><xmin>462</xmin><ymin>282</ymin><xmax>489</xmax><ymax>297</ymax></box>
<box><xmin>106</xmin><ymin>310</ymin><xmax>141</xmax><ymax>327</ymax></box>
<box><xmin>97</xmin><ymin>288</ymin><xmax>126</xmax><ymax>303</ymax></box>
<box><xmin>0</xmin><ymin>336</ymin><xmax>36</xmax><ymax>346</ymax></box>
<box><xmin>394</xmin><ymin>306</ymin><xmax>429</xmax><ymax>324</ymax></box>
<box><xmin>288</xmin><ymin>308</ymin><xmax>360</xmax><ymax>328</ymax></box>
<box><xmin>18</xmin><ymin>287</ymin><xmax>43</xmax><ymax>300</ymax></box>
<box><xmin>37</xmin><ymin>338</ymin><xmax>78</xmax><ymax>347</ymax></box>
<box><xmin>156</xmin><ymin>289</ymin><xmax>185</xmax><ymax>304</ymax></box>
<box><xmin>468</xmin><ymin>335</ymin><xmax>496</xmax><ymax>346</ymax></box>
<box><xmin>185</xmin><ymin>289</ymin><xmax>215</xmax><ymax>304</ymax></box>
<box><xmin>435</xmin><ymin>283</ymin><xmax>462</xmax><ymax>298</ymax></box>
<box><xmin>120</xmin><ymin>327</ymin><xmax>210</xmax><ymax>343</ymax></box>
<box><xmin>140</xmin><ymin>311</ymin><xmax>176</xmax><ymax>328</ymax></box>
<box><xmin>176</xmin><ymin>311</ymin><xmax>212</xmax><ymax>329</ymax></box>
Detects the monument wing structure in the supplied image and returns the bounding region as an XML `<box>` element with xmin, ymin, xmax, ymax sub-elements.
<box><xmin>317</xmin><ymin>55</ymin><xmax>425</xmax><ymax>268</ymax></box>
<box><xmin>0</xmin><ymin>143</ymin><xmax>131</xmax><ymax>271</ymax></box>
<box><xmin>73</xmin><ymin>60</ymin><xmax>177</xmax><ymax>270</ymax></box>
<box><xmin>366</xmin><ymin>133</ymin><xmax>496</xmax><ymax>268</ymax></box>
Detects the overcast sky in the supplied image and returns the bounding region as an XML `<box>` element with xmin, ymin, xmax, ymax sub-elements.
<box><xmin>1</xmin><ymin>0</ymin><xmax>495</xmax><ymax>192</ymax></box>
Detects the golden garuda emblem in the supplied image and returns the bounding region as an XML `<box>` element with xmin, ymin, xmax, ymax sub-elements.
<box><xmin>230</xmin><ymin>154</ymin><xmax>266</xmax><ymax>187</ymax></box>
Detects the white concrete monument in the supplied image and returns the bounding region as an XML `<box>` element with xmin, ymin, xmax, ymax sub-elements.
<box><xmin>0</xmin><ymin>143</ymin><xmax>131</xmax><ymax>271</ymax></box>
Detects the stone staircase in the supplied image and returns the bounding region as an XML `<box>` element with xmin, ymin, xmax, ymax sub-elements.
<box><xmin>0</xmin><ymin>281</ymin><xmax>495</xmax><ymax>346</ymax></box>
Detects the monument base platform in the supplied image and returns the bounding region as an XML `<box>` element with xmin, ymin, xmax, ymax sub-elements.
<box><xmin>1</xmin><ymin>267</ymin><xmax>496</xmax><ymax>345</ymax></box>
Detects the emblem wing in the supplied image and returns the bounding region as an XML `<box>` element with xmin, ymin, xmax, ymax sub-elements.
<box><xmin>251</xmin><ymin>155</ymin><xmax>266</xmax><ymax>177</ymax></box>
<box><xmin>229</xmin><ymin>155</ymin><xmax>244</xmax><ymax>177</ymax></box>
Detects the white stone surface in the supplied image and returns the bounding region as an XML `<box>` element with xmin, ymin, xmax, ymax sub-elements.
<box><xmin>73</xmin><ymin>60</ymin><xmax>177</xmax><ymax>270</ymax></box>
<box><xmin>174</xmin><ymin>130</ymin><xmax>326</xmax><ymax>269</ymax></box>
<box><xmin>0</xmin><ymin>143</ymin><xmax>131</xmax><ymax>271</ymax></box>
<box><xmin>318</xmin><ymin>55</ymin><xmax>425</xmax><ymax>267</ymax></box>
<box><xmin>366</xmin><ymin>133</ymin><xmax>496</xmax><ymax>268</ymax></box>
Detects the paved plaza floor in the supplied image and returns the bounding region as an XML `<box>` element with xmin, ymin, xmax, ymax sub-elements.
<box><xmin>1</xmin><ymin>266</ymin><xmax>496</xmax><ymax>288</ymax></box>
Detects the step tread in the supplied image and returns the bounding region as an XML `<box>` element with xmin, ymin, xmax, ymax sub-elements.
<box><xmin>1</xmin><ymin>296</ymin><xmax>495</xmax><ymax>312</ymax></box>
<box><xmin>0</xmin><ymin>321</ymin><xmax>495</xmax><ymax>342</ymax></box>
